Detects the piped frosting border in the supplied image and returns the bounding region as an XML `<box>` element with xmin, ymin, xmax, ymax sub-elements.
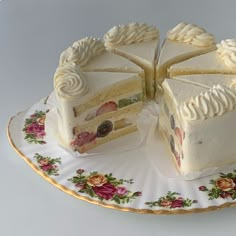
<box><xmin>104</xmin><ymin>22</ymin><xmax>159</xmax><ymax>47</ymax></box>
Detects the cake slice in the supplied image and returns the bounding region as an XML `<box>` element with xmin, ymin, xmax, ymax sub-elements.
<box><xmin>104</xmin><ymin>23</ymin><xmax>159</xmax><ymax>98</ymax></box>
<box><xmin>59</xmin><ymin>37</ymin><xmax>146</xmax><ymax>98</ymax></box>
<box><xmin>169</xmin><ymin>39</ymin><xmax>236</xmax><ymax>77</ymax></box>
<box><xmin>53</xmin><ymin>63</ymin><xmax>144</xmax><ymax>153</ymax></box>
<box><xmin>159</xmin><ymin>74</ymin><xmax>236</xmax><ymax>174</ymax></box>
<box><xmin>156</xmin><ymin>22</ymin><xmax>216</xmax><ymax>84</ymax></box>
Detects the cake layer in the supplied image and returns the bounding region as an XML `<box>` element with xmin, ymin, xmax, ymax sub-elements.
<box><xmin>71</xmin><ymin>105</ymin><xmax>141</xmax><ymax>153</ymax></box>
<box><xmin>73</xmin><ymin>125</ymin><xmax>137</xmax><ymax>153</ymax></box>
<box><xmin>104</xmin><ymin>23</ymin><xmax>159</xmax><ymax>98</ymax></box>
<box><xmin>74</xmin><ymin>93</ymin><xmax>142</xmax><ymax>124</ymax></box>
<box><xmin>73</xmin><ymin>102</ymin><xmax>142</xmax><ymax>133</ymax></box>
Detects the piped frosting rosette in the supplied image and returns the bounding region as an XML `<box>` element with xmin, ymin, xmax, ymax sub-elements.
<box><xmin>167</xmin><ymin>22</ymin><xmax>215</xmax><ymax>47</ymax></box>
<box><xmin>104</xmin><ymin>22</ymin><xmax>159</xmax><ymax>48</ymax></box>
<box><xmin>54</xmin><ymin>63</ymin><xmax>88</xmax><ymax>100</ymax></box>
<box><xmin>180</xmin><ymin>85</ymin><xmax>236</xmax><ymax>121</ymax></box>
<box><xmin>217</xmin><ymin>39</ymin><xmax>236</xmax><ymax>68</ymax></box>
<box><xmin>59</xmin><ymin>37</ymin><xmax>105</xmax><ymax>67</ymax></box>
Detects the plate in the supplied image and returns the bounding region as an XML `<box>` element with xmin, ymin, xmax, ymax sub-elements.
<box><xmin>7</xmin><ymin>95</ymin><xmax>236</xmax><ymax>215</ymax></box>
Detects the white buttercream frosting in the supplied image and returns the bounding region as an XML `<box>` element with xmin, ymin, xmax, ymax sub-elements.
<box><xmin>167</xmin><ymin>22</ymin><xmax>215</xmax><ymax>47</ymax></box>
<box><xmin>180</xmin><ymin>85</ymin><xmax>236</xmax><ymax>120</ymax></box>
<box><xmin>59</xmin><ymin>37</ymin><xmax>105</xmax><ymax>66</ymax></box>
<box><xmin>54</xmin><ymin>63</ymin><xmax>88</xmax><ymax>99</ymax></box>
<box><xmin>104</xmin><ymin>22</ymin><xmax>159</xmax><ymax>47</ymax></box>
<box><xmin>217</xmin><ymin>39</ymin><xmax>236</xmax><ymax>68</ymax></box>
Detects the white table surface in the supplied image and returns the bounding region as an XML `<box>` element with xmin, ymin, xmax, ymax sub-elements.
<box><xmin>1</xmin><ymin>1</ymin><xmax>236</xmax><ymax>235</ymax></box>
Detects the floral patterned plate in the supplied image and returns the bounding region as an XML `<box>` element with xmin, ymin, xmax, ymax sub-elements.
<box><xmin>7</xmin><ymin>96</ymin><xmax>236</xmax><ymax>214</ymax></box>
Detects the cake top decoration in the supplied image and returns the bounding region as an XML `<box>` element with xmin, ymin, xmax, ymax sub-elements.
<box><xmin>59</xmin><ymin>37</ymin><xmax>105</xmax><ymax>67</ymax></box>
<box><xmin>217</xmin><ymin>39</ymin><xmax>236</xmax><ymax>68</ymax></box>
<box><xmin>167</xmin><ymin>22</ymin><xmax>215</xmax><ymax>47</ymax></box>
<box><xmin>54</xmin><ymin>63</ymin><xmax>88</xmax><ymax>99</ymax></box>
<box><xmin>104</xmin><ymin>22</ymin><xmax>159</xmax><ymax>48</ymax></box>
<box><xmin>179</xmin><ymin>84</ymin><xmax>236</xmax><ymax>121</ymax></box>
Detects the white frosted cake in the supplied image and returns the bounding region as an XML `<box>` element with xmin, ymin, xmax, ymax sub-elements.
<box><xmin>54</xmin><ymin>63</ymin><xmax>143</xmax><ymax>153</ymax></box>
<box><xmin>159</xmin><ymin>74</ymin><xmax>236</xmax><ymax>174</ymax></box>
<box><xmin>169</xmin><ymin>39</ymin><xmax>236</xmax><ymax>77</ymax></box>
<box><xmin>49</xmin><ymin>21</ymin><xmax>236</xmax><ymax>177</ymax></box>
<box><xmin>104</xmin><ymin>23</ymin><xmax>159</xmax><ymax>98</ymax></box>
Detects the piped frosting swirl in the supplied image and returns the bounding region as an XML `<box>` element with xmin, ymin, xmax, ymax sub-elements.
<box><xmin>59</xmin><ymin>37</ymin><xmax>105</xmax><ymax>67</ymax></box>
<box><xmin>167</xmin><ymin>22</ymin><xmax>215</xmax><ymax>47</ymax></box>
<box><xmin>104</xmin><ymin>22</ymin><xmax>159</xmax><ymax>48</ymax></box>
<box><xmin>217</xmin><ymin>39</ymin><xmax>236</xmax><ymax>68</ymax></box>
<box><xmin>54</xmin><ymin>63</ymin><xmax>88</xmax><ymax>100</ymax></box>
<box><xmin>180</xmin><ymin>85</ymin><xmax>236</xmax><ymax>121</ymax></box>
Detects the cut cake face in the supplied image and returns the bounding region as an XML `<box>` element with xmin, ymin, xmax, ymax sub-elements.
<box><xmin>159</xmin><ymin>74</ymin><xmax>236</xmax><ymax>174</ymax></box>
<box><xmin>156</xmin><ymin>22</ymin><xmax>216</xmax><ymax>84</ymax></box>
<box><xmin>169</xmin><ymin>39</ymin><xmax>236</xmax><ymax>77</ymax></box>
<box><xmin>104</xmin><ymin>22</ymin><xmax>159</xmax><ymax>98</ymax></box>
<box><xmin>54</xmin><ymin>63</ymin><xmax>144</xmax><ymax>153</ymax></box>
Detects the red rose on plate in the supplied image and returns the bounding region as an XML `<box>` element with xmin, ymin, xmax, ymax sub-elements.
<box><xmin>199</xmin><ymin>186</ymin><xmax>208</xmax><ymax>191</ymax></box>
<box><xmin>92</xmin><ymin>183</ymin><xmax>117</xmax><ymax>200</ymax></box>
<box><xmin>171</xmin><ymin>199</ymin><xmax>183</xmax><ymax>208</ymax></box>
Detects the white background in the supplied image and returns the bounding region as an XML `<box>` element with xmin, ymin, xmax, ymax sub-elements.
<box><xmin>1</xmin><ymin>0</ymin><xmax>236</xmax><ymax>235</ymax></box>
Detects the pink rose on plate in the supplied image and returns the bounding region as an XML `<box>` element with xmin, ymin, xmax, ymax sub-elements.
<box><xmin>171</xmin><ymin>199</ymin><xmax>183</xmax><ymax>208</ymax></box>
<box><xmin>41</xmin><ymin>164</ymin><xmax>54</xmax><ymax>171</ymax></box>
<box><xmin>35</xmin><ymin>130</ymin><xmax>46</xmax><ymax>138</ymax></box>
<box><xmin>26</xmin><ymin>122</ymin><xmax>45</xmax><ymax>136</ymax></box>
<box><xmin>75</xmin><ymin>183</ymin><xmax>86</xmax><ymax>190</ymax></box>
<box><xmin>116</xmin><ymin>186</ymin><xmax>128</xmax><ymax>196</ymax></box>
<box><xmin>92</xmin><ymin>183</ymin><xmax>117</xmax><ymax>200</ymax></box>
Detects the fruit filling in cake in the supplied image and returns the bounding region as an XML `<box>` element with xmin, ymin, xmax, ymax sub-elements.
<box><xmin>53</xmin><ymin>63</ymin><xmax>144</xmax><ymax>153</ymax></box>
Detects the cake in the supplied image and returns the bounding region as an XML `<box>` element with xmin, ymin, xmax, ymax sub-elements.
<box><xmin>159</xmin><ymin>74</ymin><xmax>236</xmax><ymax>174</ymax></box>
<box><xmin>156</xmin><ymin>22</ymin><xmax>216</xmax><ymax>84</ymax></box>
<box><xmin>104</xmin><ymin>23</ymin><xmax>159</xmax><ymax>98</ymax></box>
<box><xmin>169</xmin><ymin>39</ymin><xmax>236</xmax><ymax>77</ymax></box>
<box><xmin>49</xmin><ymin>21</ymin><xmax>236</xmax><ymax>177</ymax></box>
<box><xmin>54</xmin><ymin>63</ymin><xmax>144</xmax><ymax>153</ymax></box>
